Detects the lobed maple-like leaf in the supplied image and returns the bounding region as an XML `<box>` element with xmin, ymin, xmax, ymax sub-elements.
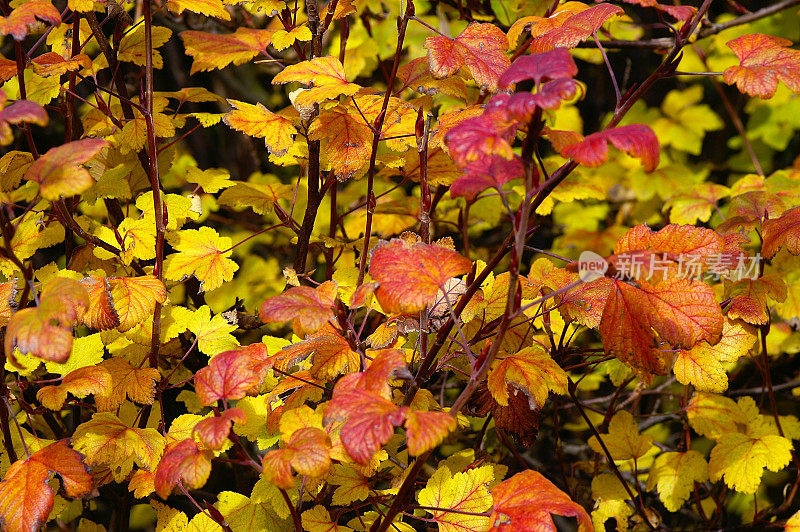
<box><xmin>164</xmin><ymin>226</ymin><xmax>239</xmax><ymax>292</ymax></box>
<box><xmin>487</xmin><ymin>346</ymin><xmax>568</xmax><ymax>409</ymax></box>
<box><xmin>528</xmin><ymin>3</ymin><xmax>623</xmax><ymax>52</ymax></box>
<box><xmin>723</xmin><ymin>34</ymin><xmax>800</xmax><ymax>99</ymax></box>
<box><xmin>417</xmin><ymin>465</ymin><xmax>494</xmax><ymax>532</ymax></box>
<box><xmin>193</xmin><ymin>407</ymin><xmax>247</xmax><ymax>450</ymax></box>
<box><xmin>31</xmin><ymin>52</ymin><xmax>91</xmax><ymax>77</ymax></box>
<box><xmin>490</xmin><ymin>470</ymin><xmax>592</xmax><ymax>531</ymax></box>
<box><xmin>154</xmin><ymin>439</ymin><xmax>213</xmax><ymax>498</ymax></box>
<box><xmin>0</xmin><ymin>98</ymin><xmax>48</xmax><ymax>146</ymax></box>
<box><xmin>588</xmin><ymin>410</ymin><xmax>655</xmax><ymax>461</ymax></box>
<box><xmin>195</xmin><ymin>349</ymin><xmax>259</xmax><ymax>406</ymax></box>
<box><xmin>37</xmin><ymin>365</ymin><xmax>112</xmax><ymax>410</ymax></box>
<box><xmin>762</xmin><ymin>205</ymin><xmax>800</xmax><ymax>258</ymax></box>
<box><xmin>646</xmin><ymin>451</ymin><xmax>708</xmax><ymax>512</ymax></box>
<box><xmin>217</xmin><ymin>181</ymin><xmax>294</xmax><ymax>215</ymax></box>
<box><xmin>308</xmin><ymin>104</ymin><xmax>372</xmax><ymax>180</ymax></box>
<box><xmin>24</xmin><ymin>139</ymin><xmax>108</xmax><ymax>200</ymax></box>
<box><xmin>369</xmin><ymin>238</ymin><xmax>472</xmax><ymax>315</ymax></box>
<box><xmin>444</xmin><ymin>103</ymin><xmax>517</xmax><ymax>167</ymax></box>
<box><xmin>621</xmin><ymin>0</ymin><xmax>696</xmax><ymax>20</ymax></box>
<box><xmin>0</xmin><ymin>0</ymin><xmax>61</xmax><ymax>41</ymax></box>
<box><xmin>262</xmin><ymin>427</ymin><xmax>332</xmax><ymax>489</ymax></box>
<box><xmin>259</xmin><ymin>280</ymin><xmax>338</xmax><ymax>337</ymax></box>
<box><xmin>181</xmin><ymin>28</ymin><xmax>276</xmax><ymax>74</ymax></box>
<box><xmin>82</xmin><ymin>275</ymin><xmax>167</xmax><ymax>332</ymax></box>
<box><xmin>73</xmin><ymin>412</ymin><xmax>165</xmax><ymax>481</ymax></box>
<box><xmin>424</xmin><ymin>23</ymin><xmax>510</xmax><ymax>91</ymax></box>
<box><xmin>549</xmin><ymin>124</ymin><xmax>660</xmax><ymax>172</ymax></box>
<box><xmin>166</xmin><ymin>0</ymin><xmax>230</xmax><ymax>20</ymax></box>
<box><xmin>272</xmin><ymin>56</ymin><xmax>360</xmax><ymax>110</ymax></box>
<box><xmin>449</xmin><ymin>155</ymin><xmax>524</xmax><ymax>201</ymax></box>
<box><xmin>396</xmin><ymin>56</ymin><xmax>468</xmax><ymax>99</ymax></box>
<box><xmin>709</xmin><ymin>432</ymin><xmax>792</xmax><ymax>494</ymax></box>
<box><xmin>0</xmin><ymin>440</ymin><xmax>92</xmax><ymax>532</ymax></box>
<box><xmin>272</xmin><ymin>324</ymin><xmax>359</xmax><ymax>380</ymax></box>
<box><xmin>224</xmin><ymin>99</ymin><xmax>297</xmax><ymax>156</ymax></box>
<box><xmin>726</xmin><ymin>274</ymin><xmax>786</xmax><ymax>325</ymax></box>
<box><xmin>404</xmin><ymin>410</ymin><xmax>456</xmax><ymax>456</ymax></box>
<box><xmin>95</xmin><ymin>357</ymin><xmax>161</xmax><ymax>411</ymax></box>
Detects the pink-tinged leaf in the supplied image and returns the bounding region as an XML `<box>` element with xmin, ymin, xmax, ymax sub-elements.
<box><xmin>621</xmin><ymin>0</ymin><xmax>696</xmax><ymax>21</ymax></box>
<box><xmin>530</xmin><ymin>4</ymin><xmax>624</xmax><ymax>52</ymax></box>
<box><xmin>0</xmin><ymin>100</ymin><xmax>48</xmax><ymax>146</ymax></box>
<box><xmin>723</xmin><ymin>34</ymin><xmax>800</xmax><ymax>99</ymax></box>
<box><xmin>369</xmin><ymin>238</ymin><xmax>472</xmax><ymax>315</ymax></box>
<box><xmin>614</xmin><ymin>223</ymin><xmax>724</xmax><ymax>259</ymax></box>
<box><xmin>195</xmin><ymin>350</ymin><xmax>258</xmax><ymax>406</ymax></box>
<box><xmin>259</xmin><ymin>280</ymin><xmax>338</xmax><ymax>337</ymax></box>
<box><xmin>450</xmin><ymin>155</ymin><xmax>525</xmax><ymax>201</ymax></box>
<box><xmin>154</xmin><ymin>439</ymin><xmax>212</xmax><ymax>498</ymax></box>
<box><xmin>193</xmin><ymin>408</ymin><xmax>247</xmax><ymax>450</ymax></box>
<box><xmin>550</xmin><ymin>124</ymin><xmax>660</xmax><ymax>172</ymax></box>
<box><xmin>0</xmin><ymin>0</ymin><xmax>61</xmax><ymax>41</ymax></box>
<box><xmin>31</xmin><ymin>52</ymin><xmax>91</xmax><ymax>77</ymax></box>
<box><xmin>444</xmin><ymin>110</ymin><xmax>517</xmax><ymax>166</ymax></box>
<box><xmin>762</xmin><ymin>206</ymin><xmax>800</xmax><ymax>258</ymax></box>
<box><xmin>24</xmin><ymin>138</ymin><xmax>108</xmax><ymax>200</ymax></box>
<box><xmin>498</xmin><ymin>48</ymin><xmax>578</xmax><ymax>88</ymax></box>
<box><xmin>425</xmin><ymin>23</ymin><xmax>510</xmax><ymax>91</ymax></box>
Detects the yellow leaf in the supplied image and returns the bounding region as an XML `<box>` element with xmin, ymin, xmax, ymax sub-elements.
<box><xmin>271</xmin><ymin>26</ymin><xmax>312</xmax><ymax>51</ymax></box>
<box><xmin>73</xmin><ymin>412</ymin><xmax>166</xmax><ymax>481</ymax></box>
<box><xmin>166</xmin><ymin>0</ymin><xmax>230</xmax><ymax>20</ymax></box>
<box><xmin>185</xmin><ymin>167</ymin><xmax>233</xmax><ymax>193</ymax></box>
<box><xmin>164</xmin><ymin>227</ymin><xmax>239</xmax><ymax>292</ymax></box>
<box><xmin>301</xmin><ymin>506</ymin><xmax>354</xmax><ymax>532</ymax></box>
<box><xmin>117</xmin><ymin>25</ymin><xmax>173</xmax><ymax>69</ymax></box>
<box><xmin>188</xmin><ymin>305</ymin><xmax>239</xmax><ymax>356</ymax></box>
<box><xmin>487</xmin><ymin>346</ymin><xmax>567</xmax><ymax>408</ymax></box>
<box><xmin>95</xmin><ymin>357</ymin><xmax>161</xmax><ymax>411</ymax></box>
<box><xmin>708</xmin><ymin>432</ymin><xmax>792</xmax><ymax>494</ymax></box>
<box><xmin>645</xmin><ymin>451</ymin><xmax>708</xmax><ymax>511</ymax></box>
<box><xmin>44</xmin><ymin>332</ymin><xmax>104</xmax><ymax>376</ymax></box>
<box><xmin>588</xmin><ymin>411</ymin><xmax>655</xmax><ymax>461</ymax></box>
<box><xmin>224</xmin><ymin>99</ymin><xmax>298</xmax><ymax>156</ymax></box>
<box><xmin>217</xmin><ymin>181</ymin><xmax>294</xmax><ymax>215</ymax></box>
<box><xmin>273</xmin><ymin>56</ymin><xmax>360</xmax><ymax>110</ymax></box>
<box><xmin>416</xmin><ymin>465</ymin><xmax>493</xmax><ymax>532</ymax></box>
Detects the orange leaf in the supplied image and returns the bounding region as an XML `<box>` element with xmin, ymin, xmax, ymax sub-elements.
<box><xmin>24</xmin><ymin>138</ymin><xmax>108</xmax><ymax>200</ymax></box>
<box><xmin>726</xmin><ymin>274</ymin><xmax>786</xmax><ymax>325</ymax></box>
<box><xmin>529</xmin><ymin>3</ymin><xmax>623</xmax><ymax>52</ymax></box>
<box><xmin>37</xmin><ymin>365</ymin><xmax>112</xmax><ymax>410</ymax></box>
<box><xmin>181</xmin><ymin>28</ymin><xmax>276</xmax><ymax>74</ymax></box>
<box><xmin>404</xmin><ymin>410</ymin><xmax>456</xmax><ymax>456</ymax></box>
<box><xmin>549</xmin><ymin>124</ymin><xmax>660</xmax><ymax>172</ymax></box>
<box><xmin>0</xmin><ymin>0</ymin><xmax>61</xmax><ymax>41</ymax></box>
<box><xmin>490</xmin><ymin>470</ymin><xmax>592</xmax><ymax>531</ymax></box>
<box><xmin>262</xmin><ymin>427</ymin><xmax>332</xmax><ymax>489</ymax></box>
<box><xmin>95</xmin><ymin>357</ymin><xmax>161</xmax><ymax>411</ymax></box>
<box><xmin>273</xmin><ymin>324</ymin><xmax>359</xmax><ymax>380</ymax></box>
<box><xmin>195</xmin><ymin>349</ymin><xmax>258</xmax><ymax>406</ymax></box>
<box><xmin>0</xmin><ymin>281</ymin><xmax>16</xmax><ymax>327</ymax></box>
<box><xmin>31</xmin><ymin>52</ymin><xmax>91</xmax><ymax>77</ymax></box>
<box><xmin>0</xmin><ymin>98</ymin><xmax>48</xmax><ymax>146</ymax></box>
<box><xmin>193</xmin><ymin>407</ymin><xmax>247</xmax><ymax>450</ymax></box>
<box><xmin>0</xmin><ymin>440</ymin><xmax>92</xmax><ymax>532</ymax></box>
<box><xmin>600</xmin><ymin>278</ymin><xmax>723</xmax><ymax>375</ymax></box>
<box><xmin>308</xmin><ymin>104</ymin><xmax>372</xmax><ymax>181</ymax></box>
<box><xmin>424</xmin><ymin>23</ymin><xmax>510</xmax><ymax>91</ymax></box>
<box><xmin>762</xmin><ymin>205</ymin><xmax>800</xmax><ymax>258</ymax></box>
<box><xmin>272</xmin><ymin>56</ymin><xmax>360</xmax><ymax>109</ymax></box>
<box><xmin>723</xmin><ymin>34</ymin><xmax>800</xmax><ymax>99</ymax></box>
<box><xmin>369</xmin><ymin>238</ymin><xmax>472</xmax><ymax>315</ymax></box>
<box><xmin>614</xmin><ymin>223</ymin><xmax>723</xmax><ymax>259</ymax></box>
<box><xmin>83</xmin><ymin>275</ymin><xmax>167</xmax><ymax>332</ymax></box>
<box><xmin>223</xmin><ymin>99</ymin><xmax>297</xmax><ymax>156</ymax></box>
<box><xmin>259</xmin><ymin>280</ymin><xmax>338</xmax><ymax>337</ymax></box>
<box><xmin>154</xmin><ymin>439</ymin><xmax>213</xmax><ymax>498</ymax></box>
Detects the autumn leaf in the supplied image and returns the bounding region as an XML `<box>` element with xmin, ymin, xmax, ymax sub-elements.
<box><xmin>726</xmin><ymin>274</ymin><xmax>786</xmax><ymax>325</ymax></box>
<box><xmin>0</xmin><ymin>440</ymin><xmax>92</xmax><ymax>532</ymax></box>
<box><xmin>95</xmin><ymin>357</ymin><xmax>160</xmax><ymax>411</ymax></box>
<box><xmin>224</xmin><ymin>99</ymin><xmax>298</xmax><ymax>156</ymax></box>
<box><xmin>217</xmin><ymin>181</ymin><xmax>294</xmax><ymax>215</ymax></box>
<box><xmin>181</xmin><ymin>28</ymin><xmax>276</xmax><ymax>74</ymax></box>
<box><xmin>154</xmin><ymin>439</ymin><xmax>213</xmax><ymax>498</ymax></box>
<box><xmin>164</xmin><ymin>226</ymin><xmax>239</xmax><ymax>292</ymax></box>
<box><xmin>82</xmin><ymin>275</ymin><xmax>168</xmax><ymax>332</ymax></box>
<box><xmin>708</xmin><ymin>432</ymin><xmax>793</xmax><ymax>494</ymax></box>
<box><xmin>646</xmin><ymin>451</ymin><xmax>708</xmax><ymax>512</ymax></box>
<box><xmin>549</xmin><ymin>124</ymin><xmax>660</xmax><ymax>172</ymax></box>
<box><xmin>272</xmin><ymin>56</ymin><xmax>360</xmax><ymax>110</ymax></box>
<box><xmin>0</xmin><ymin>98</ymin><xmax>48</xmax><ymax>145</ymax></box>
<box><xmin>195</xmin><ymin>349</ymin><xmax>259</xmax><ymax>406</ymax></box>
<box><xmin>369</xmin><ymin>238</ymin><xmax>472</xmax><ymax>315</ymax></box>
<box><xmin>37</xmin><ymin>365</ymin><xmax>112</xmax><ymax>410</ymax></box>
<box><xmin>0</xmin><ymin>281</ymin><xmax>16</xmax><ymax>327</ymax></box>
<box><xmin>404</xmin><ymin>410</ymin><xmax>456</xmax><ymax>456</ymax></box>
<box><xmin>73</xmin><ymin>412</ymin><xmax>166</xmax><ymax>482</ymax></box>
<box><xmin>272</xmin><ymin>324</ymin><xmax>359</xmax><ymax>380</ymax></box>
<box><xmin>166</xmin><ymin>0</ymin><xmax>230</xmax><ymax>20</ymax></box>
<box><xmin>395</xmin><ymin>56</ymin><xmax>468</xmax><ymax>99</ymax></box>
<box><xmin>301</xmin><ymin>505</ymin><xmax>353</xmax><ymax>532</ymax></box>
<box><xmin>449</xmin><ymin>154</ymin><xmax>524</xmax><ymax>201</ymax></box>
<box><xmin>723</xmin><ymin>34</ymin><xmax>800</xmax><ymax>99</ymax></box>
<box><xmin>260</xmin><ymin>281</ymin><xmax>338</xmax><ymax>337</ymax></box>
<box><xmin>588</xmin><ymin>411</ymin><xmax>656</xmax><ymax>461</ymax></box>
<box><xmin>0</xmin><ymin>0</ymin><xmax>61</xmax><ymax>41</ymax></box>
<box><xmin>194</xmin><ymin>408</ymin><xmax>247</xmax><ymax>450</ymax></box>
<box><xmin>424</xmin><ymin>23</ymin><xmax>510</xmax><ymax>92</ymax></box>
<box><xmin>24</xmin><ymin>139</ymin><xmax>108</xmax><ymax>200</ymax></box>
<box><xmin>31</xmin><ymin>52</ymin><xmax>91</xmax><ymax>77</ymax></box>
<box><xmin>762</xmin><ymin>205</ymin><xmax>800</xmax><ymax>258</ymax></box>
<box><xmin>416</xmin><ymin>465</ymin><xmax>493</xmax><ymax>532</ymax></box>
<box><xmin>622</xmin><ymin>0</ymin><xmax>696</xmax><ymax>21</ymax></box>
<box><xmin>308</xmin><ymin>104</ymin><xmax>372</xmax><ymax>180</ymax></box>
<box><xmin>528</xmin><ymin>3</ymin><xmax>623</xmax><ymax>52</ymax></box>
<box><xmin>262</xmin><ymin>427</ymin><xmax>332</xmax><ymax>489</ymax></box>
<box><xmin>487</xmin><ymin>346</ymin><xmax>568</xmax><ymax>409</ymax></box>
<box><xmin>490</xmin><ymin>470</ymin><xmax>592</xmax><ymax>531</ymax></box>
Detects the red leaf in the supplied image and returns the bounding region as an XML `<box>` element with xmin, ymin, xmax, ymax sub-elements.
<box><xmin>449</xmin><ymin>155</ymin><xmax>525</xmax><ymax>201</ymax></box>
<box><xmin>260</xmin><ymin>280</ymin><xmax>338</xmax><ymax>337</ymax></box>
<box><xmin>369</xmin><ymin>238</ymin><xmax>472</xmax><ymax>315</ymax></box>
<box><xmin>0</xmin><ymin>99</ymin><xmax>48</xmax><ymax>145</ymax></box>
<box><xmin>445</xmin><ymin>107</ymin><xmax>518</xmax><ymax>166</ymax></box>
<box><xmin>497</xmin><ymin>48</ymin><xmax>578</xmax><ymax>88</ymax></box>
<box><xmin>154</xmin><ymin>439</ymin><xmax>212</xmax><ymax>498</ymax></box>
<box><xmin>425</xmin><ymin>23</ymin><xmax>510</xmax><ymax>91</ymax></box>
<box><xmin>621</xmin><ymin>0</ymin><xmax>696</xmax><ymax>21</ymax></box>
<box><xmin>550</xmin><ymin>124</ymin><xmax>660</xmax><ymax>172</ymax></box>
<box><xmin>195</xmin><ymin>350</ymin><xmax>258</xmax><ymax>406</ymax></box>
<box><xmin>530</xmin><ymin>4</ymin><xmax>624</xmax><ymax>53</ymax></box>
<box><xmin>490</xmin><ymin>470</ymin><xmax>592</xmax><ymax>531</ymax></box>
<box><xmin>262</xmin><ymin>427</ymin><xmax>332</xmax><ymax>488</ymax></box>
<box><xmin>762</xmin><ymin>205</ymin><xmax>800</xmax><ymax>258</ymax></box>
<box><xmin>0</xmin><ymin>0</ymin><xmax>61</xmax><ymax>41</ymax></box>
<box><xmin>723</xmin><ymin>33</ymin><xmax>800</xmax><ymax>99</ymax></box>
<box><xmin>193</xmin><ymin>407</ymin><xmax>247</xmax><ymax>450</ymax></box>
